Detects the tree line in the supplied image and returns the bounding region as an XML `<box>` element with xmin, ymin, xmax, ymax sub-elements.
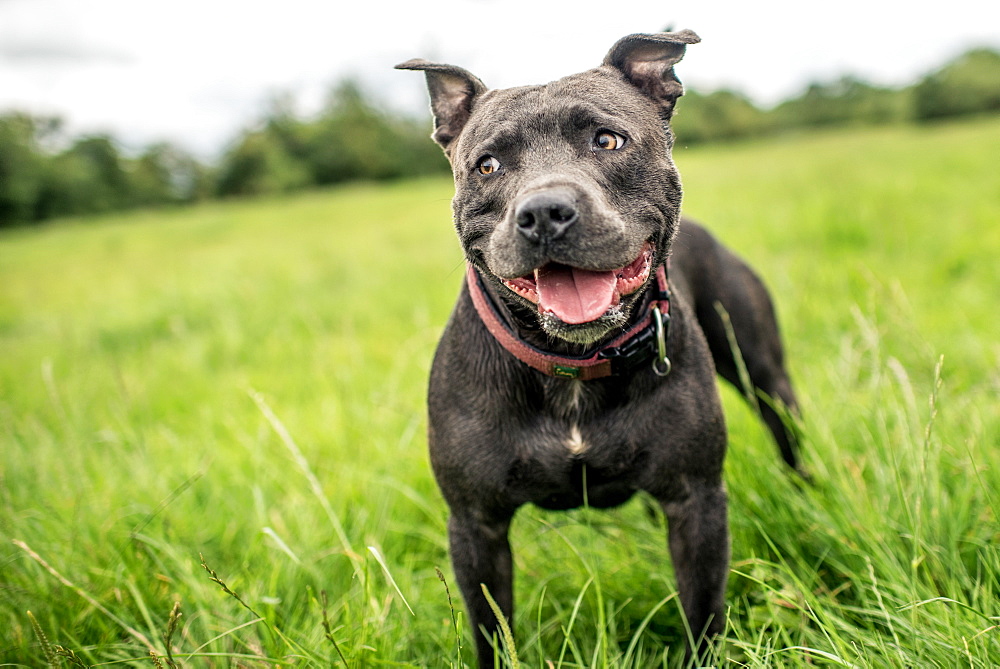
<box><xmin>1</xmin><ymin>47</ymin><xmax>998</xmax><ymax>227</ymax></box>
<box><xmin>672</xmin><ymin>47</ymin><xmax>1000</xmax><ymax>144</ymax></box>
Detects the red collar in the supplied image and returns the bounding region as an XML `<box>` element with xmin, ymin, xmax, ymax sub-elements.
<box><xmin>466</xmin><ymin>263</ymin><xmax>672</xmax><ymax>380</ymax></box>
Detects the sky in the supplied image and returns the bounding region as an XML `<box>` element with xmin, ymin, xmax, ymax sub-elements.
<box><xmin>1</xmin><ymin>0</ymin><xmax>998</xmax><ymax>158</ymax></box>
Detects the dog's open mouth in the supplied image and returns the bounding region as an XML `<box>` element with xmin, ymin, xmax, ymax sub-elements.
<box><xmin>501</xmin><ymin>243</ymin><xmax>653</xmax><ymax>324</ymax></box>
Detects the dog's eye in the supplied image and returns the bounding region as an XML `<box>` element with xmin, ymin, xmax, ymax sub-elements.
<box><xmin>594</xmin><ymin>130</ymin><xmax>626</xmax><ymax>151</ymax></box>
<box><xmin>477</xmin><ymin>155</ymin><xmax>501</xmax><ymax>175</ymax></box>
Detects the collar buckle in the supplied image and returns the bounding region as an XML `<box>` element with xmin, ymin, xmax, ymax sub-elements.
<box><xmin>651</xmin><ymin>304</ymin><xmax>672</xmax><ymax>377</ymax></box>
<box><xmin>597</xmin><ymin>321</ymin><xmax>658</xmax><ymax>374</ymax></box>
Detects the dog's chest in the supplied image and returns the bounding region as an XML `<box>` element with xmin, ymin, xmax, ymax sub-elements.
<box><xmin>530</xmin><ymin>378</ymin><xmax>645</xmax><ymax>468</ymax></box>
<box><xmin>513</xmin><ymin>377</ymin><xmax>648</xmax><ymax>510</ymax></box>
<box><xmin>545</xmin><ymin>380</ymin><xmax>594</xmax><ymax>454</ymax></box>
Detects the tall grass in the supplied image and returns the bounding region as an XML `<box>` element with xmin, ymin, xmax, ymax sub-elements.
<box><xmin>1</xmin><ymin>118</ymin><xmax>998</xmax><ymax>667</ymax></box>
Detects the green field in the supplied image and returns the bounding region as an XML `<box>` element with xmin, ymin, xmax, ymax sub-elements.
<box><xmin>2</xmin><ymin>117</ymin><xmax>998</xmax><ymax>667</ymax></box>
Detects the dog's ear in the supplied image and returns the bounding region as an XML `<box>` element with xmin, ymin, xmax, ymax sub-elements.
<box><xmin>603</xmin><ymin>30</ymin><xmax>700</xmax><ymax>115</ymax></box>
<box><xmin>395</xmin><ymin>59</ymin><xmax>487</xmax><ymax>153</ymax></box>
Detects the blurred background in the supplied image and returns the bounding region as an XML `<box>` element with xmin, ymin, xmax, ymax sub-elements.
<box><xmin>2</xmin><ymin>0</ymin><xmax>998</xmax><ymax>227</ymax></box>
<box><xmin>3</xmin><ymin>2</ymin><xmax>999</xmax><ymax>665</ymax></box>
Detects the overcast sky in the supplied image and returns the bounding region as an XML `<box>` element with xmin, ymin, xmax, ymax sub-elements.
<box><xmin>1</xmin><ymin>0</ymin><xmax>998</xmax><ymax>158</ymax></box>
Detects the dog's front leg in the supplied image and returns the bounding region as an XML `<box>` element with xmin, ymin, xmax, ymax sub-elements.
<box><xmin>661</xmin><ymin>479</ymin><xmax>730</xmax><ymax>662</ymax></box>
<box><xmin>448</xmin><ymin>511</ymin><xmax>514</xmax><ymax>667</ymax></box>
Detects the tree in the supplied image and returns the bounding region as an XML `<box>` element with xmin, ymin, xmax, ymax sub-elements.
<box><xmin>215</xmin><ymin>130</ymin><xmax>310</xmax><ymax>197</ymax></box>
<box><xmin>130</xmin><ymin>143</ymin><xmax>206</xmax><ymax>206</ymax></box>
<box><xmin>769</xmin><ymin>77</ymin><xmax>908</xmax><ymax>129</ymax></box>
<box><xmin>305</xmin><ymin>80</ymin><xmax>427</xmax><ymax>184</ymax></box>
<box><xmin>0</xmin><ymin>113</ymin><xmax>48</xmax><ymax>225</ymax></box>
<box><xmin>214</xmin><ymin>79</ymin><xmax>447</xmax><ymax>196</ymax></box>
<box><xmin>673</xmin><ymin>89</ymin><xmax>770</xmax><ymax>144</ymax></box>
<box><xmin>914</xmin><ymin>48</ymin><xmax>1000</xmax><ymax>120</ymax></box>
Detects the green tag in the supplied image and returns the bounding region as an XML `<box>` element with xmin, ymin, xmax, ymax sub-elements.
<box><xmin>552</xmin><ymin>365</ymin><xmax>581</xmax><ymax>379</ymax></box>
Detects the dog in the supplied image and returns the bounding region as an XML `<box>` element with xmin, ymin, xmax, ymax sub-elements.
<box><xmin>397</xmin><ymin>30</ymin><xmax>801</xmax><ymax>666</ymax></box>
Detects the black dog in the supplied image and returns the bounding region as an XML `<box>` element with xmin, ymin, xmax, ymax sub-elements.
<box><xmin>398</xmin><ymin>30</ymin><xmax>800</xmax><ymax>666</ymax></box>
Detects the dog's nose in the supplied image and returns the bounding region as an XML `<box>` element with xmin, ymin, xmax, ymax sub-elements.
<box><xmin>514</xmin><ymin>190</ymin><xmax>579</xmax><ymax>243</ymax></box>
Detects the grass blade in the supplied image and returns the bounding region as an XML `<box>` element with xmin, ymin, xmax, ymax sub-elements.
<box><xmin>482</xmin><ymin>583</ymin><xmax>520</xmax><ymax>669</ymax></box>
<box><xmin>367</xmin><ymin>545</ymin><xmax>414</xmax><ymax>616</ymax></box>
<box><xmin>249</xmin><ymin>389</ymin><xmax>359</xmax><ymax>573</ymax></box>
<box><xmin>15</xmin><ymin>540</ymin><xmax>156</xmax><ymax>651</ymax></box>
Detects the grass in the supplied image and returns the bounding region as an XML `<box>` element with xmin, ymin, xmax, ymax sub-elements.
<box><xmin>1</xmin><ymin>116</ymin><xmax>998</xmax><ymax>667</ymax></box>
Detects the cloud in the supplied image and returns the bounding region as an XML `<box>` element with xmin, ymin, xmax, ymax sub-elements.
<box><xmin>0</xmin><ymin>41</ymin><xmax>133</xmax><ymax>64</ymax></box>
<box><xmin>1</xmin><ymin>0</ymin><xmax>997</xmax><ymax>157</ymax></box>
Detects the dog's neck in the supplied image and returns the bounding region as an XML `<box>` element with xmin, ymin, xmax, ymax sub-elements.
<box><xmin>467</xmin><ymin>263</ymin><xmax>672</xmax><ymax>380</ymax></box>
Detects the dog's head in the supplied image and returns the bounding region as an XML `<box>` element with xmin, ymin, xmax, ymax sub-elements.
<box><xmin>398</xmin><ymin>31</ymin><xmax>699</xmax><ymax>344</ymax></box>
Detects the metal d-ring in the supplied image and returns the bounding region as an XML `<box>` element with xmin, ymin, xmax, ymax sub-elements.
<box><xmin>651</xmin><ymin>304</ymin><xmax>672</xmax><ymax>377</ymax></box>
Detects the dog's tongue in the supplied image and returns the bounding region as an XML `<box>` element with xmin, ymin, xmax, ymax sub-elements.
<box><xmin>535</xmin><ymin>265</ymin><xmax>618</xmax><ymax>324</ymax></box>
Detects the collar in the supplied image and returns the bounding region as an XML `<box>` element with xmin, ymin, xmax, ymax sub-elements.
<box><xmin>466</xmin><ymin>262</ymin><xmax>673</xmax><ymax>380</ymax></box>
